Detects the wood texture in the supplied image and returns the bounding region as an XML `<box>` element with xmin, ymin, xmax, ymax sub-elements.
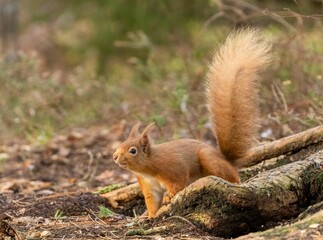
<box><xmin>239</xmin><ymin>125</ymin><xmax>323</xmax><ymax>167</ymax></box>
<box><xmin>157</xmin><ymin>150</ymin><xmax>323</xmax><ymax>238</ymax></box>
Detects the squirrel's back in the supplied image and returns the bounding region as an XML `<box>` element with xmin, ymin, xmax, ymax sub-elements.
<box><xmin>206</xmin><ymin>28</ymin><xmax>271</xmax><ymax>166</ymax></box>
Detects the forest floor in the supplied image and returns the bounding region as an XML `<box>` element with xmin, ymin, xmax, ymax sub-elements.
<box><xmin>1</xmin><ymin>2</ymin><xmax>322</xmax><ymax>239</ymax></box>
<box><xmin>0</xmin><ymin>123</ymin><xmax>227</xmax><ymax>239</ymax></box>
<box><xmin>1</xmin><ymin>122</ymin><xmax>321</xmax><ymax>239</ymax></box>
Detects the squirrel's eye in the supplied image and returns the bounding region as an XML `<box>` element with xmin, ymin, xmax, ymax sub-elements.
<box><xmin>128</xmin><ymin>147</ymin><xmax>137</xmax><ymax>155</ymax></box>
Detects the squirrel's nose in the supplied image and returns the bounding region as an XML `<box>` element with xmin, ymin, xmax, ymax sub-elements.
<box><xmin>113</xmin><ymin>153</ymin><xmax>118</xmax><ymax>162</ymax></box>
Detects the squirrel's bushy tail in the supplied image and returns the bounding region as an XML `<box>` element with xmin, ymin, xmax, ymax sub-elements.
<box><xmin>206</xmin><ymin>28</ymin><xmax>271</xmax><ymax>166</ymax></box>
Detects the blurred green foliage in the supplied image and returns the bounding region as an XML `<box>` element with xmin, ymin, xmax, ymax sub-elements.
<box><xmin>22</xmin><ymin>0</ymin><xmax>322</xmax><ymax>74</ymax></box>
<box><xmin>0</xmin><ymin>0</ymin><xmax>322</xmax><ymax>142</ymax></box>
<box><xmin>24</xmin><ymin>0</ymin><xmax>216</xmax><ymax>74</ymax></box>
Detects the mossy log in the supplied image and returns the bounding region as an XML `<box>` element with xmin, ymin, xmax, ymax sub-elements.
<box><xmin>157</xmin><ymin>151</ymin><xmax>323</xmax><ymax>238</ymax></box>
<box><xmin>236</xmin><ymin>206</ymin><xmax>322</xmax><ymax>240</ymax></box>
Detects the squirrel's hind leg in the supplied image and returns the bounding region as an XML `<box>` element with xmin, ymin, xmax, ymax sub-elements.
<box><xmin>198</xmin><ymin>147</ymin><xmax>240</xmax><ymax>183</ymax></box>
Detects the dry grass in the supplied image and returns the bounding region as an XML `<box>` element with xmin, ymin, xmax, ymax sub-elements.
<box><xmin>0</xmin><ymin>2</ymin><xmax>322</xmax><ymax>144</ymax></box>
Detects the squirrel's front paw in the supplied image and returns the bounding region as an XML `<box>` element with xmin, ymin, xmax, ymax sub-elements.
<box><xmin>162</xmin><ymin>192</ymin><xmax>174</xmax><ymax>205</ymax></box>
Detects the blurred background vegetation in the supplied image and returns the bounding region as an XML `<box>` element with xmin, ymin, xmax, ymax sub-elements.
<box><xmin>0</xmin><ymin>0</ymin><xmax>322</xmax><ymax>144</ymax></box>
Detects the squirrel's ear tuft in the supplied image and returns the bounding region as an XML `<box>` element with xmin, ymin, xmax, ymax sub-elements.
<box><xmin>128</xmin><ymin>122</ymin><xmax>141</xmax><ymax>138</ymax></box>
<box><xmin>141</xmin><ymin>123</ymin><xmax>155</xmax><ymax>136</ymax></box>
<box><xmin>140</xmin><ymin>133</ymin><xmax>150</xmax><ymax>154</ymax></box>
<box><xmin>140</xmin><ymin>123</ymin><xmax>155</xmax><ymax>154</ymax></box>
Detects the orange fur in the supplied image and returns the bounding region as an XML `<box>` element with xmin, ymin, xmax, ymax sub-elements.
<box><xmin>112</xmin><ymin>28</ymin><xmax>271</xmax><ymax>218</ymax></box>
<box><xmin>206</xmin><ymin>28</ymin><xmax>271</xmax><ymax>163</ymax></box>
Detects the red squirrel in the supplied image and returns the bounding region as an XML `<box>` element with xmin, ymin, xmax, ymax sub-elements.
<box><xmin>113</xmin><ymin>28</ymin><xmax>272</xmax><ymax>218</ymax></box>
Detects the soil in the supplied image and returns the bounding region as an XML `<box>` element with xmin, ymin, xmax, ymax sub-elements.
<box><xmin>0</xmin><ymin>124</ymin><xmax>224</xmax><ymax>239</ymax></box>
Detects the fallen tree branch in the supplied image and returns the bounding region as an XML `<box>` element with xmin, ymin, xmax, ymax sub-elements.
<box><xmin>240</xmin><ymin>125</ymin><xmax>323</xmax><ymax>167</ymax></box>
<box><xmin>100</xmin><ymin>183</ymin><xmax>142</xmax><ymax>208</ymax></box>
<box><xmin>157</xmin><ymin>150</ymin><xmax>323</xmax><ymax>238</ymax></box>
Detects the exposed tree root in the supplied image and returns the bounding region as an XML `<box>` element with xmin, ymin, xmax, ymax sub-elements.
<box><xmin>236</xmin><ymin>208</ymin><xmax>322</xmax><ymax>240</ymax></box>
<box><xmin>157</xmin><ymin>150</ymin><xmax>322</xmax><ymax>238</ymax></box>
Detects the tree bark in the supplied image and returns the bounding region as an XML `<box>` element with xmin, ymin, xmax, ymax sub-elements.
<box><xmin>100</xmin><ymin>183</ymin><xmax>142</xmax><ymax>208</ymax></box>
<box><xmin>236</xmin><ymin>207</ymin><xmax>322</xmax><ymax>240</ymax></box>
<box><xmin>157</xmin><ymin>150</ymin><xmax>323</xmax><ymax>238</ymax></box>
<box><xmin>240</xmin><ymin>125</ymin><xmax>323</xmax><ymax>167</ymax></box>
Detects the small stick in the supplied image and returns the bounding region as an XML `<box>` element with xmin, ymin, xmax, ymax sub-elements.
<box><xmin>100</xmin><ymin>183</ymin><xmax>141</xmax><ymax>208</ymax></box>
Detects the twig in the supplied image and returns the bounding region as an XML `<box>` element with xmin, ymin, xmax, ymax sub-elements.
<box><xmin>230</xmin><ymin>0</ymin><xmax>297</xmax><ymax>32</ymax></box>
<box><xmin>271</xmin><ymin>81</ymin><xmax>288</xmax><ymax>112</ymax></box>
<box><xmin>160</xmin><ymin>215</ymin><xmax>196</xmax><ymax>228</ymax></box>
<box><xmin>277</xmin><ymin>8</ymin><xmax>323</xmax><ymax>20</ymax></box>
<box><xmin>12</xmin><ymin>199</ymin><xmax>32</xmax><ymax>207</ymax></box>
<box><xmin>215</xmin><ymin>0</ymin><xmax>297</xmax><ymax>33</ymax></box>
<box><xmin>84</xmin><ymin>207</ymin><xmax>108</xmax><ymax>226</ymax></box>
<box><xmin>81</xmin><ymin>150</ymin><xmax>94</xmax><ymax>181</ymax></box>
<box><xmin>68</xmin><ymin>220</ymin><xmax>86</xmax><ymax>230</ymax></box>
<box><xmin>199</xmin><ymin>12</ymin><xmax>224</xmax><ymax>34</ymax></box>
<box><xmin>126</xmin><ymin>225</ymin><xmax>174</xmax><ymax>236</ymax></box>
<box><xmin>37</xmin><ymin>192</ymin><xmax>77</xmax><ymax>200</ymax></box>
<box><xmin>1</xmin><ymin>218</ymin><xmax>23</xmax><ymax>240</ymax></box>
